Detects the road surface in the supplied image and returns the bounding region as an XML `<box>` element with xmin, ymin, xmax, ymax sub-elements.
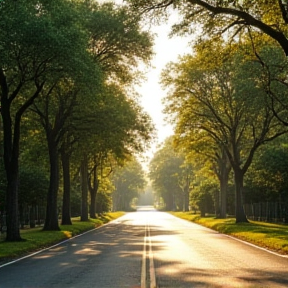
<box><xmin>0</xmin><ymin>206</ymin><xmax>288</xmax><ymax>287</ymax></box>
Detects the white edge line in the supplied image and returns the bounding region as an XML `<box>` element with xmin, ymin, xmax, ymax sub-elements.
<box><xmin>173</xmin><ymin>214</ymin><xmax>288</xmax><ymax>259</ymax></box>
<box><xmin>0</xmin><ymin>216</ymin><xmax>124</xmax><ymax>269</ymax></box>
<box><xmin>225</xmin><ymin>234</ymin><xmax>288</xmax><ymax>258</ymax></box>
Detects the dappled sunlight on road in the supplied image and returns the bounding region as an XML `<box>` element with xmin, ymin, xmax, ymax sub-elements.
<box><xmin>75</xmin><ymin>248</ymin><xmax>102</xmax><ymax>255</ymax></box>
<box><xmin>0</xmin><ymin>206</ymin><xmax>288</xmax><ymax>288</ymax></box>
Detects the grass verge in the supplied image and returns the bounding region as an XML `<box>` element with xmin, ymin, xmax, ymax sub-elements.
<box><xmin>0</xmin><ymin>212</ymin><xmax>125</xmax><ymax>263</ymax></box>
<box><xmin>170</xmin><ymin>212</ymin><xmax>288</xmax><ymax>255</ymax></box>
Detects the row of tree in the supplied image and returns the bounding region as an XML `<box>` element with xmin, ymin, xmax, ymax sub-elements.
<box><xmin>132</xmin><ymin>1</ymin><xmax>288</xmax><ymax>222</ymax></box>
<box><xmin>0</xmin><ymin>0</ymin><xmax>154</xmax><ymax>241</ymax></box>
<box><xmin>150</xmin><ymin>136</ymin><xmax>288</xmax><ymax>218</ymax></box>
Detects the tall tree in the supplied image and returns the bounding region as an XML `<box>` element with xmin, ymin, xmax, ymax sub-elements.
<box><xmin>175</xmin><ymin>132</ymin><xmax>231</xmax><ymax>218</ymax></box>
<box><xmin>76</xmin><ymin>83</ymin><xmax>154</xmax><ymax>220</ymax></box>
<box><xmin>127</xmin><ymin>1</ymin><xmax>288</xmax><ymax>54</ymax></box>
<box><xmin>31</xmin><ymin>1</ymin><xmax>154</xmax><ymax>228</ymax></box>
<box><xmin>0</xmin><ymin>0</ymin><xmax>90</xmax><ymax>240</ymax></box>
<box><xmin>73</xmin><ymin>1</ymin><xmax>155</xmax><ymax>220</ymax></box>
<box><xmin>162</xmin><ymin>42</ymin><xmax>288</xmax><ymax>222</ymax></box>
<box><xmin>127</xmin><ymin>0</ymin><xmax>288</xmax><ymax>125</ymax></box>
<box><xmin>245</xmin><ymin>137</ymin><xmax>288</xmax><ymax>204</ymax></box>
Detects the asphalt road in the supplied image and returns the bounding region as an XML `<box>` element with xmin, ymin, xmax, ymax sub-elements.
<box><xmin>0</xmin><ymin>206</ymin><xmax>288</xmax><ymax>288</ymax></box>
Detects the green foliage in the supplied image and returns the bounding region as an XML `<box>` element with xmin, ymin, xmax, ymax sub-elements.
<box><xmin>149</xmin><ymin>137</ymin><xmax>192</xmax><ymax>210</ymax></box>
<box><xmin>0</xmin><ymin>0</ymin><xmax>155</xmax><ymax>236</ymax></box>
<box><xmin>96</xmin><ymin>191</ymin><xmax>112</xmax><ymax>214</ymax></box>
<box><xmin>18</xmin><ymin>166</ymin><xmax>49</xmax><ymax>206</ymax></box>
<box><xmin>162</xmin><ymin>40</ymin><xmax>288</xmax><ymax>222</ymax></box>
<box><xmin>245</xmin><ymin>140</ymin><xmax>288</xmax><ymax>203</ymax></box>
<box><xmin>112</xmin><ymin>158</ymin><xmax>146</xmax><ymax>211</ymax></box>
<box><xmin>86</xmin><ymin>1</ymin><xmax>154</xmax><ymax>84</ymax></box>
<box><xmin>191</xmin><ymin>180</ymin><xmax>217</xmax><ymax>216</ymax></box>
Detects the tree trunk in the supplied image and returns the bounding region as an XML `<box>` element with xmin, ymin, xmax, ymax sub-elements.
<box><xmin>1</xmin><ymin>73</ymin><xmax>22</xmax><ymax>241</ymax></box>
<box><xmin>218</xmin><ymin>167</ymin><xmax>229</xmax><ymax>218</ymax></box>
<box><xmin>112</xmin><ymin>192</ymin><xmax>120</xmax><ymax>212</ymax></box>
<box><xmin>216</xmin><ymin>148</ymin><xmax>230</xmax><ymax>219</ymax></box>
<box><xmin>89</xmin><ymin>186</ymin><xmax>98</xmax><ymax>218</ymax></box>
<box><xmin>183</xmin><ymin>184</ymin><xmax>190</xmax><ymax>211</ymax></box>
<box><xmin>80</xmin><ymin>155</ymin><xmax>89</xmax><ymax>221</ymax></box>
<box><xmin>89</xmin><ymin>166</ymin><xmax>99</xmax><ymax>219</ymax></box>
<box><xmin>1</xmin><ymin>68</ymin><xmax>44</xmax><ymax>239</ymax></box>
<box><xmin>165</xmin><ymin>193</ymin><xmax>174</xmax><ymax>211</ymax></box>
<box><xmin>43</xmin><ymin>139</ymin><xmax>60</xmax><ymax>231</ymax></box>
<box><xmin>6</xmin><ymin>168</ymin><xmax>21</xmax><ymax>241</ymax></box>
<box><xmin>60</xmin><ymin>147</ymin><xmax>72</xmax><ymax>225</ymax></box>
<box><xmin>29</xmin><ymin>205</ymin><xmax>36</xmax><ymax>228</ymax></box>
<box><xmin>89</xmin><ymin>189</ymin><xmax>96</xmax><ymax>218</ymax></box>
<box><xmin>234</xmin><ymin>170</ymin><xmax>248</xmax><ymax>223</ymax></box>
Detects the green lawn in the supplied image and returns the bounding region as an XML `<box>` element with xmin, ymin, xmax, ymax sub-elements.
<box><xmin>170</xmin><ymin>212</ymin><xmax>288</xmax><ymax>255</ymax></box>
<box><xmin>0</xmin><ymin>212</ymin><xmax>125</xmax><ymax>263</ymax></box>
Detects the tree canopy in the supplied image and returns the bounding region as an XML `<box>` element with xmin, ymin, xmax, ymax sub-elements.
<box><xmin>0</xmin><ymin>0</ymin><xmax>155</xmax><ymax>240</ymax></box>
<box><xmin>161</xmin><ymin>40</ymin><xmax>288</xmax><ymax>222</ymax></box>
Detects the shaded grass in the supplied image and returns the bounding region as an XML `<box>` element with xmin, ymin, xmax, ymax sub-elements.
<box><xmin>0</xmin><ymin>212</ymin><xmax>125</xmax><ymax>263</ymax></box>
<box><xmin>170</xmin><ymin>212</ymin><xmax>288</xmax><ymax>255</ymax></box>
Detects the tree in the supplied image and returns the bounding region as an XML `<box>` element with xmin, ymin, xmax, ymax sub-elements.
<box><xmin>0</xmin><ymin>0</ymin><xmax>90</xmax><ymax>240</ymax></box>
<box><xmin>127</xmin><ymin>0</ymin><xmax>288</xmax><ymax>126</ymax></box>
<box><xmin>74</xmin><ymin>82</ymin><xmax>154</xmax><ymax>220</ymax></box>
<box><xmin>32</xmin><ymin>76</ymin><xmax>98</xmax><ymax>230</ymax></box>
<box><xmin>112</xmin><ymin>158</ymin><xmax>146</xmax><ymax>211</ymax></box>
<box><xmin>86</xmin><ymin>1</ymin><xmax>153</xmax><ymax>84</ymax></box>
<box><xmin>245</xmin><ymin>138</ymin><xmax>288</xmax><ymax>204</ymax></box>
<box><xmin>162</xmin><ymin>42</ymin><xmax>288</xmax><ymax>222</ymax></box>
<box><xmin>127</xmin><ymin>1</ymin><xmax>288</xmax><ymax>54</ymax></box>
<box><xmin>149</xmin><ymin>137</ymin><xmax>191</xmax><ymax>210</ymax></box>
<box><xmin>191</xmin><ymin>179</ymin><xmax>217</xmax><ymax>217</ymax></box>
<box><xmin>174</xmin><ymin>126</ymin><xmax>231</xmax><ymax>218</ymax></box>
<box><xmin>30</xmin><ymin>1</ymin><xmax>154</xmax><ymax>228</ymax></box>
<box><xmin>73</xmin><ymin>1</ymin><xmax>155</xmax><ymax>221</ymax></box>
<box><xmin>18</xmin><ymin>166</ymin><xmax>48</xmax><ymax>228</ymax></box>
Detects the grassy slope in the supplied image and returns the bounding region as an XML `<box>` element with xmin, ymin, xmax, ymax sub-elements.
<box><xmin>170</xmin><ymin>212</ymin><xmax>288</xmax><ymax>255</ymax></box>
<box><xmin>0</xmin><ymin>212</ymin><xmax>125</xmax><ymax>263</ymax></box>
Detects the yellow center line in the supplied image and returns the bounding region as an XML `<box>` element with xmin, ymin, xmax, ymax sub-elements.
<box><xmin>141</xmin><ymin>224</ymin><xmax>147</xmax><ymax>288</ymax></box>
<box><xmin>141</xmin><ymin>224</ymin><xmax>157</xmax><ymax>288</ymax></box>
<box><xmin>148</xmin><ymin>225</ymin><xmax>157</xmax><ymax>288</ymax></box>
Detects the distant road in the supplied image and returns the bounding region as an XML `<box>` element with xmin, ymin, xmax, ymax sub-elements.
<box><xmin>1</xmin><ymin>206</ymin><xmax>288</xmax><ymax>288</ymax></box>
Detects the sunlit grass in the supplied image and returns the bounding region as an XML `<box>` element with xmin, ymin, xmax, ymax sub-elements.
<box><xmin>0</xmin><ymin>212</ymin><xmax>125</xmax><ymax>262</ymax></box>
<box><xmin>171</xmin><ymin>212</ymin><xmax>288</xmax><ymax>255</ymax></box>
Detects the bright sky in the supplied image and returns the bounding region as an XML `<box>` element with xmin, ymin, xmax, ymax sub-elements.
<box><xmin>102</xmin><ymin>0</ymin><xmax>192</xmax><ymax>169</ymax></box>
<box><xmin>135</xmin><ymin>18</ymin><xmax>191</xmax><ymax>170</ymax></box>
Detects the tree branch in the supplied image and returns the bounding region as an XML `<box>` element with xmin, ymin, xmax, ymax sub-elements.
<box><xmin>187</xmin><ymin>0</ymin><xmax>288</xmax><ymax>56</ymax></box>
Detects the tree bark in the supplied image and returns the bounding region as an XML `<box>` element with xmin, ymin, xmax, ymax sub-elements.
<box><xmin>1</xmin><ymin>69</ymin><xmax>22</xmax><ymax>241</ymax></box>
<box><xmin>89</xmin><ymin>166</ymin><xmax>99</xmax><ymax>219</ymax></box>
<box><xmin>80</xmin><ymin>155</ymin><xmax>89</xmax><ymax>221</ymax></box>
<box><xmin>6</xmin><ymin>166</ymin><xmax>21</xmax><ymax>241</ymax></box>
<box><xmin>183</xmin><ymin>184</ymin><xmax>190</xmax><ymax>212</ymax></box>
<box><xmin>89</xmin><ymin>186</ymin><xmax>98</xmax><ymax>218</ymax></box>
<box><xmin>215</xmin><ymin>148</ymin><xmax>231</xmax><ymax>219</ymax></box>
<box><xmin>43</xmin><ymin>138</ymin><xmax>60</xmax><ymax>231</ymax></box>
<box><xmin>187</xmin><ymin>0</ymin><xmax>288</xmax><ymax>56</ymax></box>
<box><xmin>234</xmin><ymin>169</ymin><xmax>248</xmax><ymax>223</ymax></box>
<box><xmin>219</xmin><ymin>172</ymin><xmax>228</xmax><ymax>218</ymax></box>
<box><xmin>60</xmin><ymin>146</ymin><xmax>72</xmax><ymax>225</ymax></box>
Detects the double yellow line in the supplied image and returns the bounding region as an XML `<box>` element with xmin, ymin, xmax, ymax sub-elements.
<box><xmin>141</xmin><ymin>224</ymin><xmax>157</xmax><ymax>288</ymax></box>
